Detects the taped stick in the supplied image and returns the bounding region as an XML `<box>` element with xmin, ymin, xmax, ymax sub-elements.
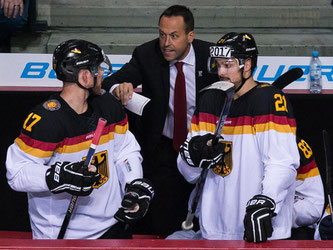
<box><xmin>181</xmin><ymin>82</ymin><xmax>234</xmax><ymax>231</ymax></box>
<box><xmin>323</xmin><ymin>129</ymin><xmax>333</xmax><ymax>223</ymax></box>
<box><xmin>57</xmin><ymin>117</ymin><xmax>107</xmax><ymax>239</ymax></box>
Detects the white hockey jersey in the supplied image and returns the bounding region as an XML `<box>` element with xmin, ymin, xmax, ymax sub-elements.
<box><xmin>6</xmin><ymin>93</ymin><xmax>142</xmax><ymax>239</ymax></box>
<box><xmin>178</xmin><ymin>83</ymin><xmax>299</xmax><ymax>240</ymax></box>
<box><xmin>293</xmin><ymin>137</ymin><xmax>324</xmax><ymax>229</ymax></box>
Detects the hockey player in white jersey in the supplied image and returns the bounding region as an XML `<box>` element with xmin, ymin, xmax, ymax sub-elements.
<box><xmin>291</xmin><ymin>137</ymin><xmax>324</xmax><ymax>239</ymax></box>
<box><xmin>168</xmin><ymin>32</ymin><xmax>299</xmax><ymax>242</ymax></box>
<box><xmin>6</xmin><ymin>39</ymin><xmax>154</xmax><ymax>239</ymax></box>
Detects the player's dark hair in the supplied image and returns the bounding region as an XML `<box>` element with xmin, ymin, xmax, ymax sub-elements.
<box><xmin>159</xmin><ymin>5</ymin><xmax>194</xmax><ymax>33</ymax></box>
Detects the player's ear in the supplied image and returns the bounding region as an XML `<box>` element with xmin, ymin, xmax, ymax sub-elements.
<box><xmin>78</xmin><ymin>69</ymin><xmax>92</xmax><ymax>88</ymax></box>
<box><xmin>243</xmin><ymin>59</ymin><xmax>253</xmax><ymax>77</ymax></box>
<box><xmin>244</xmin><ymin>59</ymin><xmax>252</xmax><ymax>72</ymax></box>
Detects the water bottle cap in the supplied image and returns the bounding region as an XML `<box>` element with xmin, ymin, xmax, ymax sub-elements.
<box><xmin>312</xmin><ymin>51</ymin><xmax>319</xmax><ymax>57</ymax></box>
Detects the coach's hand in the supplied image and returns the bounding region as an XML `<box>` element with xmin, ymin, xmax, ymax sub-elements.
<box><xmin>45</xmin><ymin>161</ymin><xmax>101</xmax><ymax>196</ymax></box>
<box><xmin>112</xmin><ymin>82</ymin><xmax>133</xmax><ymax>105</ymax></box>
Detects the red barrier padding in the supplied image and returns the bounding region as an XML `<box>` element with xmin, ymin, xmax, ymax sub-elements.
<box><xmin>0</xmin><ymin>231</ymin><xmax>32</xmax><ymax>239</ymax></box>
<box><xmin>132</xmin><ymin>234</ymin><xmax>165</xmax><ymax>239</ymax></box>
<box><xmin>1</xmin><ymin>231</ymin><xmax>333</xmax><ymax>249</ymax></box>
<box><xmin>0</xmin><ymin>238</ymin><xmax>332</xmax><ymax>249</ymax></box>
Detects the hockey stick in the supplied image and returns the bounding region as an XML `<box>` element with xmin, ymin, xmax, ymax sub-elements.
<box><xmin>57</xmin><ymin>117</ymin><xmax>107</xmax><ymax>239</ymax></box>
<box><xmin>181</xmin><ymin>81</ymin><xmax>235</xmax><ymax>231</ymax></box>
<box><xmin>323</xmin><ymin>129</ymin><xmax>333</xmax><ymax>223</ymax></box>
<box><xmin>272</xmin><ymin>67</ymin><xmax>303</xmax><ymax>90</ymax></box>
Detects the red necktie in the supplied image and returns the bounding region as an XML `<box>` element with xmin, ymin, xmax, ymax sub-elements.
<box><xmin>173</xmin><ymin>62</ymin><xmax>187</xmax><ymax>151</ymax></box>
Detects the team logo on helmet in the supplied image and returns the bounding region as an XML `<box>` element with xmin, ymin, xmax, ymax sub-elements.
<box><xmin>243</xmin><ymin>34</ymin><xmax>252</xmax><ymax>40</ymax></box>
<box><xmin>71</xmin><ymin>48</ymin><xmax>81</xmax><ymax>54</ymax></box>
<box><xmin>217</xmin><ymin>37</ymin><xmax>226</xmax><ymax>44</ymax></box>
<box><xmin>43</xmin><ymin>99</ymin><xmax>61</xmax><ymax>111</ymax></box>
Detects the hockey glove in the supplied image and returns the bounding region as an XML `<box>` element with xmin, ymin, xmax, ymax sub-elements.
<box><xmin>45</xmin><ymin>161</ymin><xmax>101</xmax><ymax>196</ymax></box>
<box><xmin>180</xmin><ymin>133</ymin><xmax>226</xmax><ymax>169</ymax></box>
<box><xmin>115</xmin><ymin>178</ymin><xmax>154</xmax><ymax>223</ymax></box>
<box><xmin>243</xmin><ymin>195</ymin><xmax>276</xmax><ymax>243</ymax></box>
<box><xmin>319</xmin><ymin>215</ymin><xmax>333</xmax><ymax>240</ymax></box>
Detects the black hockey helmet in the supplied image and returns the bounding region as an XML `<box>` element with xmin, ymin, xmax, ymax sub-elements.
<box><xmin>52</xmin><ymin>39</ymin><xmax>112</xmax><ymax>86</ymax></box>
<box><xmin>208</xmin><ymin>32</ymin><xmax>258</xmax><ymax>74</ymax></box>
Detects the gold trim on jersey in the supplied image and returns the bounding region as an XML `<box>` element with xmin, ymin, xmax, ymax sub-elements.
<box><xmin>327</xmin><ymin>204</ymin><xmax>331</xmax><ymax>215</ymax></box>
<box><xmin>56</xmin><ymin>124</ymin><xmax>128</xmax><ymax>154</ymax></box>
<box><xmin>190</xmin><ymin>121</ymin><xmax>216</xmax><ymax>134</ymax></box>
<box><xmin>296</xmin><ymin>167</ymin><xmax>320</xmax><ymax>181</ymax></box>
<box><xmin>16</xmin><ymin>122</ymin><xmax>128</xmax><ymax>158</ymax></box>
<box><xmin>15</xmin><ymin>137</ymin><xmax>54</xmax><ymax>158</ymax></box>
<box><xmin>190</xmin><ymin>120</ymin><xmax>296</xmax><ymax>136</ymax></box>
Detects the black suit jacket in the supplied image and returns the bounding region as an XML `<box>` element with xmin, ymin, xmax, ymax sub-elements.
<box><xmin>102</xmin><ymin>38</ymin><xmax>219</xmax><ymax>154</ymax></box>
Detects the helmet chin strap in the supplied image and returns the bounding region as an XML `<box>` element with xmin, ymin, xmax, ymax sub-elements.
<box><xmin>75</xmin><ymin>73</ymin><xmax>98</xmax><ymax>95</ymax></box>
<box><xmin>234</xmin><ymin>62</ymin><xmax>250</xmax><ymax>93</ymax></box>
<box><xmin>76</xmin><ymin>81</ymin><xmax>89</xmax><ymax>90</ymax></box>
<box><xmin>234</xmin><ymin>74</ymin><xmax>251</xmax><ymax>93</ymax></box>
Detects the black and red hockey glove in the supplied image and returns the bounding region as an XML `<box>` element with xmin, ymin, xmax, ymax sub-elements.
<box><xmin>115</xmin><ymin>178</ymin><xmax>154</xmax><ymax>223</ymax></box>
<box><xmin>243</xmin><ymin>195</ymin><xmax>276</xmax><ymax>243</ymax></box>
<box><xmin>45</xmin><ymin>161</ymin><xmax>101</xmax><ymax>196</ymax></box>
<box><xmin>180</xmin><ymin>133</ymin><xmax>227</xmax><ymax>169</ymax></box>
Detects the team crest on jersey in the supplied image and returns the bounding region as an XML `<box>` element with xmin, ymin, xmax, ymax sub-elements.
<box><xmin>43</xmin><ymin>99</ymin><xmax>61</xmax><ymax>111</ymax></box>
<box><xmin>212</xmin><ymin>141</ymin><xmax>233</xmax><ymax>177</ymax></box>
<box><xmin>83</xmin><ymin>150</ymin><xmax>109</xmax><ymax>188</ymax></box>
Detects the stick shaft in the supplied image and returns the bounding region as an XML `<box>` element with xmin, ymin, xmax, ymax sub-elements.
<box><xmin>323</xmin><ymin>130</ymin><xmax>333</xmax><ymax>223</ymax></box>
<box><xmin>182</xmin><ymin>87</ymin><xmax>234</xmax><ymax>230</ymax></box>
<box><xmin>57</xmin><ymin>118</ymin><xmax>107</xmax><ymax>239</ymax></box>
<box><xmin>323</xmin><ymin>130</ymin><xmax>332</xmax><ymax>194</ymax></box>
<box><xmin>329</xmin><ymin>195</ymin><xmax>333</xmax><ymax>223</ymax></box>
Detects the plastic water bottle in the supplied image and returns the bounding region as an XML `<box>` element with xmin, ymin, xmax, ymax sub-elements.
<box><xmin>309</xmin><ymin>50</ymin><xmax>322</xmax><ymax>94</ymax></box>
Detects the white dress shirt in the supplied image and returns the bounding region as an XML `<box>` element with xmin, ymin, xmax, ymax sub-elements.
<box><xmin>162</xmin><ymin>44</ymin><xmax>196</xmax><ymax>139</ymax></box>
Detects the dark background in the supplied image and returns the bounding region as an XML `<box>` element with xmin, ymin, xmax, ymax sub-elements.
<box><xmin>0</xmin><ymin>91</ymin><xmax>332</xmax><ymax>232</ymax></box>
<box><xmin>0</xmin><ymin>91</ymin><xmax>55</xmax><ymax>231</ymax></box>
